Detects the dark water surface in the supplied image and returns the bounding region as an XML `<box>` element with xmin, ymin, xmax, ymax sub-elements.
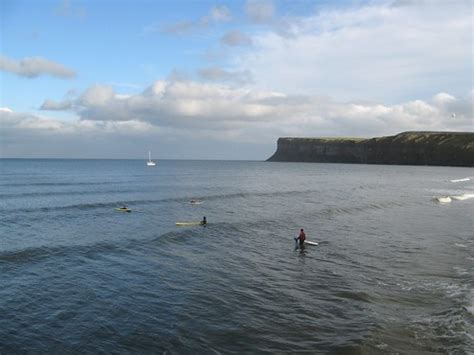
<box><xmin>1</xmin><ymin>159</ymin><xmax>473</xmax><ymax>353</ymax></box>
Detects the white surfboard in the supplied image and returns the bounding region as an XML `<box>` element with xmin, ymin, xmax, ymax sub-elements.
<box><xmin>176</xmin><ymin>221</ymin><xmax>202</xmax><ymax>226</ymax></box>
<box><xmin>304</xmin><ymin>241</ymin><xmax>319</xmax><ymax>246</ymax></box>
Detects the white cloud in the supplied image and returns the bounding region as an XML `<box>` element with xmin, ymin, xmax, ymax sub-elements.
<box><xmin>55</xmin><ymin>0</ymin><xmax>87</xmax><ymax>19</ymax></box>
<box><xmin>5</xmin><ymin>80</ymin><xmax>473</xmax><ymax>158</ymax></box>
<box><xmin>158</xmin><ymin>5</ymin><xmax>231</xmax><ymax>35</ymax></box>
<box><xmin>160</xmin><ymin>20</ymin><xmax>196</xmax><ymax>35</ymax></box>
<box><xmin>236</xmin><ymin>1</ymin><xmax>472</xmax><ymax>103</ymax></box>
<box><xmin>0</xmin><ymin>55</ymin><xmax>76</xmax><ymax>79</ymax></box>
<box><xmin>210</xmin><ymin>5</ymin><xmax>232</xmax><ymax>22</ymax></box>
<box><xmin>79</xmin><ymin>85</ymin><xmax>115</xmax><ymax>106</ymax></box>
<box><xmin>221</xmin><ymin>30</ymin><xmax>253</xmax><ymax>46</ymax></box>
<box><xmin>432</xmin><ymin>92</ymin><xmax>456</xmax><ymax>105</ymax></box>
<box><xmin>199</xmin><ymin>67</ymin><xmax>253</xmax><ymax>84</ymax></box>
<box><xmin>40</xmin><ymin>99</ymin><xmax>73</xmax><ymax>111</ymax></box>
<box><xmin>1</xmin><ymin>109</ymin><xmax>153</xmax><ymax>135</ymax></box>
<box><xmin>246</xmin><ymin>0</ymin><xmax>275</xmax><ymax>23</ymax></box>
<box><xmin>35</xmin><ymin>80</ymin><xmax>474</xmax><ymax>134</ymax></box>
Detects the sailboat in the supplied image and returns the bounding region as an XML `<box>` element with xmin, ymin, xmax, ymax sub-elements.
<box><xmin>147</xmin><ymin>151</ymin><xmax>156</xmax><ymax>166</ymax></box>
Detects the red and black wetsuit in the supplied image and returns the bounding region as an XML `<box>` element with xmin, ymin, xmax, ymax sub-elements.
<box><xmin>298</xmin><ymin>231</ymin><xmax>306</xmax><ymax>246</ymax></box>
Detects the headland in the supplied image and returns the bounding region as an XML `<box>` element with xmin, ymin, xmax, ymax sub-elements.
<box><xmin>267</xmin><ymin>131</ymin><xmax>474</xmax><ymax>167</ymax></box>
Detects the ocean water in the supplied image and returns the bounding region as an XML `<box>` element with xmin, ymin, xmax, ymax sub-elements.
<box><xmin>0</xmin><ymin>159</ymin><xmax>472</xmax><ymax>353</ymax></box>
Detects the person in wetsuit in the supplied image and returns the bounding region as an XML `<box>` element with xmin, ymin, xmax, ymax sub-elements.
<box><xmin>201</xmin><ymin>216</ymin><xmax>207</xmax><ymax>225</ymax></box>
<box><xmin>296</xmin><ymin>228</ymin><xmax>306</xmax><ymax>247</ymax></box>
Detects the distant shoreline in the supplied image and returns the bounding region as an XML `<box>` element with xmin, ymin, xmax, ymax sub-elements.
<box><xmin>267</xmin><ymin>131</ymin><xmax>474</xmax><ymax>167</ymax></box>
<box><xmin>0</xmin><ymin>158</ymin><xmax>261</xmax><ymax>162</ymax></box>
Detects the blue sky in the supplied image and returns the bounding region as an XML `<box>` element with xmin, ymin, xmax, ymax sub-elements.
<box><xmin>1</xmin><ymin>0</ymin><xmax>472</xmax><ymax>159</ymax></box>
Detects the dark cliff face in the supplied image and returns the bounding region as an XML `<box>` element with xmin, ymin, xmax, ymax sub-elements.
<box><xmin>267</xmin><ymin>132</ymin><xmax>474</xmax><ymax>167</ymax></box>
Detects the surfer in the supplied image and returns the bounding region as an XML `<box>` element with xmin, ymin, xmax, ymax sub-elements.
<box><xmin>295</xmin><ymin>228</ymin><xmax>306</xmax><ymax>247</ymax></box>
<box><xmin>115</xmin><ymin>205</ymin><xmax>131</xmax><ymax>212</ymax></box>
<box><xmin>200</xmin><ymin>216</ymin><xmax>207</xmax><ymax>225</ymax></box>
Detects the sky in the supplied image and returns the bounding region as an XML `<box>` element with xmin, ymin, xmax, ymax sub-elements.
<box><xmin>0</xmin><ymin>0</ymin><xmax>472</xmax><ymax>160</ymax></box>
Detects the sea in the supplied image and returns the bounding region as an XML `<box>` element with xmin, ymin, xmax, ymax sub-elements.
<box><xmin>0</xmin><ymin>159</ymin><xmax>473</xmax><ymax>354</ymax></box>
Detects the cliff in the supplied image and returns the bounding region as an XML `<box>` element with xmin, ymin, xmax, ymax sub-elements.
<box><xmin>267</xmin><ymin>131</ymin><xmax>474</xmax><ymax>167</ymax></box>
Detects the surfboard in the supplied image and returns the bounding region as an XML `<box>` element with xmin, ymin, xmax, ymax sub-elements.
<box><xmin>304</xmin><ymin>241</ymin><xmax>319</xmax><ymax>246</ymax></box>
<box><xmin>115</xmin><ymin>208</ymin><xmax>131</xmax><ymax>213</ymax></box>
<box><xmin>176</xmin><ymin>221</ymin><xmax>202</xmax><ymax>226</ymax></box>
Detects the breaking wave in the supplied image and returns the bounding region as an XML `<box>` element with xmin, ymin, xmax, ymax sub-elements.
<box><xmin>450</xmin><ymin>178</ymin><xmax>470</xmax><ymax>183</ymax></box>
<box><xmin>435</xmin><ymin>196</ymin><xmax>452</xmax><ymax>203</ymax></box>
<box><xmin>435</xmin><ymin>193</ymin><xmax>474</xmax><ymax>203</ymax></box>
<box><xmin>451</xmin><ymin>193</ymin><xmax>474</xmax><ymax>201</ymax></box>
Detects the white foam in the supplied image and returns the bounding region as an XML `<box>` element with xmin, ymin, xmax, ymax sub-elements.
<box><xmin>445</xmin><ymin>284</ymin><xmax>464</xmax><ymax>298</ymax></box>
<box><xmin>451</xmin><ymin>193</ymin><xmax>474</xmax><ymax>201</ymax></box>
<box><xmin>435</xmin><ymin>196</ymin><xmax>452</xmax><ymax>203</ymax></box>
<box><xmin>453</xmin><ymin>266</ymin><xmax>468</xmax><ymax>276</ymax></box>
<box><xmin>450</xmin><ymin>178</ymin><xmax>470</xmax><ymax>183</ymax></box>
<box><xmin>467</xmin><ymin>305</ymin><xmax>474</xmax><ymax>315</ymax></box>
<box><xmin>466</xmin><ymin>291</ymin><xmax>474</xmax><ymax>315</ymax></box>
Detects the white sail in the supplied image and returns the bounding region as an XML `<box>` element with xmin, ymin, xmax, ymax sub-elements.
<box><xmin>147</xmin><ymin>150</ymin><xmax>156</xmax><ymax>166</ymax></box>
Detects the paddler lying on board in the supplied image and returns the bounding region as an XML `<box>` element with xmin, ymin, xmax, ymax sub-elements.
<box><xmin>115</xmin><ymin>205</ymin><xmax>131</xmax><ymax>212</ymax></box>
<box><xmin>295</xmin><ymin>228</ymin><xmax>306</xmax><ymax>247</ymax></box>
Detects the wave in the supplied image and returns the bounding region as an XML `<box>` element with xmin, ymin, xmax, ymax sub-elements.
<box><xmin>0</xmin><ymin>227</ymin><xmax>197</xmax><ymax>265</ymax></box>
<box><xmin>450</xmin><ymin>178</ymin><xmax>470</xmax><ymax>183</ymax></box>
<box><xmin>451</xmin><ymin>193</ymin><xmax>474</xmax><ymax>201</ymax></box>
<box><xmin>0</xmin><ymin>194</ymin><xmax>203</xmax><ymax>214</ymax></box>
<box><xmin>466</xmin><ymin>291</ymin><xmax>474</xmax><ymax>316</ymax></box>
<box><xmin>0</xmin><ymin>189</ymin><xmax>143</xmax><ymax>199</ymax></box>
<box><xmin>0</xmin><ymin>181</ymin><xmax>132</xmax><ymax>187</ymax></box>
<box><xmin>434</xmin><ymin>193</ymin><xmax>474</xmax><ymax>203</ymax></box>
<box><xmin>435</xmin><ymin>196</ymin><xmax>452</xmax><ymax>203</ymax></box>
<box><xmin>0</xmin><ymin>189</ymin><xmax>413</xmax><ymax>231</ymax></box>
<box><xmin>317</xmin><ymin>201</ymin><xmax>406</xmax><ymax>217</ymax></box>
<box><xmin>0</xmin><ymin>189</ymin><xmax>320</xmax><ymax>215</ymax></box>
<box><xmin>0</xmin><ymin>242</ymin><xmax>128</xmax><ymax>265</ymax></box>
<box><xmin>334</xmin><ymin>290</ymin><xmax>372</xmax><ymax>303</ymax></box>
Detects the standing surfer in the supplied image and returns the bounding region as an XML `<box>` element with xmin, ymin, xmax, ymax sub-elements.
<box><xmin>295</xmin><ymin>228</ymin><xmax>306</xmax><ymax>247</ymax></box>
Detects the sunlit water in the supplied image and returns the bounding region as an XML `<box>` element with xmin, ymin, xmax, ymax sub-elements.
<box><xmin>1</xmin><ymin>159</ymin><xmax>472</xmax><ymax>353</ymax></box>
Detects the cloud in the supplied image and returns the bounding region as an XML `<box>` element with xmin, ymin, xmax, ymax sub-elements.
<box><xmin>6</xmin><ymin>81</ymin><xmax>473</xmax><ymax>158</ymax></box>
<box><xmin>55</xmin><ymin>0</ymin><xmax>86</xmax><ymax>19</ymax></box>
<box><xmin>108</xmin><ymin>82</ymin><xmax>143</xmax><ymax>90</ymax></box>
<box><xmin>157</xmin><ymin>5</ymin><xmax>231</xmax><ymax>35</ymax></box>
<box><xmin>0</xmin><ymin>55</ymin><xmax>76</xmax><ymax>79</ymax></box>
<box><xmin>221</xmin><ymin>30</ymin><xmax>253</xmax><ymax>46</ymax></box>
<box><xmin>79</xmin><ymin>85</ymin><xmax>115</xmax><ymax>107</ymax></box>
<box><xmin>160</xmin><ymin>20</ymin><xmax>196</xmax><ymax>35</ymax></box>
<box><xmin>0</xmin><ymin>109</ymin><xmax>155</xmax><ymax>159</ymax></box>
<box><xmin>210</xmin><ymin>5</ymin><xmax>232</xmax><ymax>22</ymax></box>
<box><xmin>40</xmin><ymin>99</ymin><xmax>73</xmax><ymax>111</ymax></box>
<box><xmin>199</xmin><ymin>67</ymin><xmax>253</xmax><ymax>84</ymax></box>
<box><xmin>37</xmin><ymin>80</ymin><xmax>473</xmax><ymax>133</ymax></box>
<box><xmin>236</xmin><ymin>1</ymin><xmax>472</xmax><ymax>103</ymax></box>
<box><xmin>1</xmin><ymin>109</ymin><xmax>153</xmax><ymax>140</ymax></box>
<box><xmin>246</xmin><ymin>0</ymin><xmax>275</xmax><ymax>23</ymax></box>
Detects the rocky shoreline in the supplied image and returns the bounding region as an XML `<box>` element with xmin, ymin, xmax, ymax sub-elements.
<box><xmin>267</xmin><ymin>131</ymin><xmax>474</xmax><ymax>167</ymax></box>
